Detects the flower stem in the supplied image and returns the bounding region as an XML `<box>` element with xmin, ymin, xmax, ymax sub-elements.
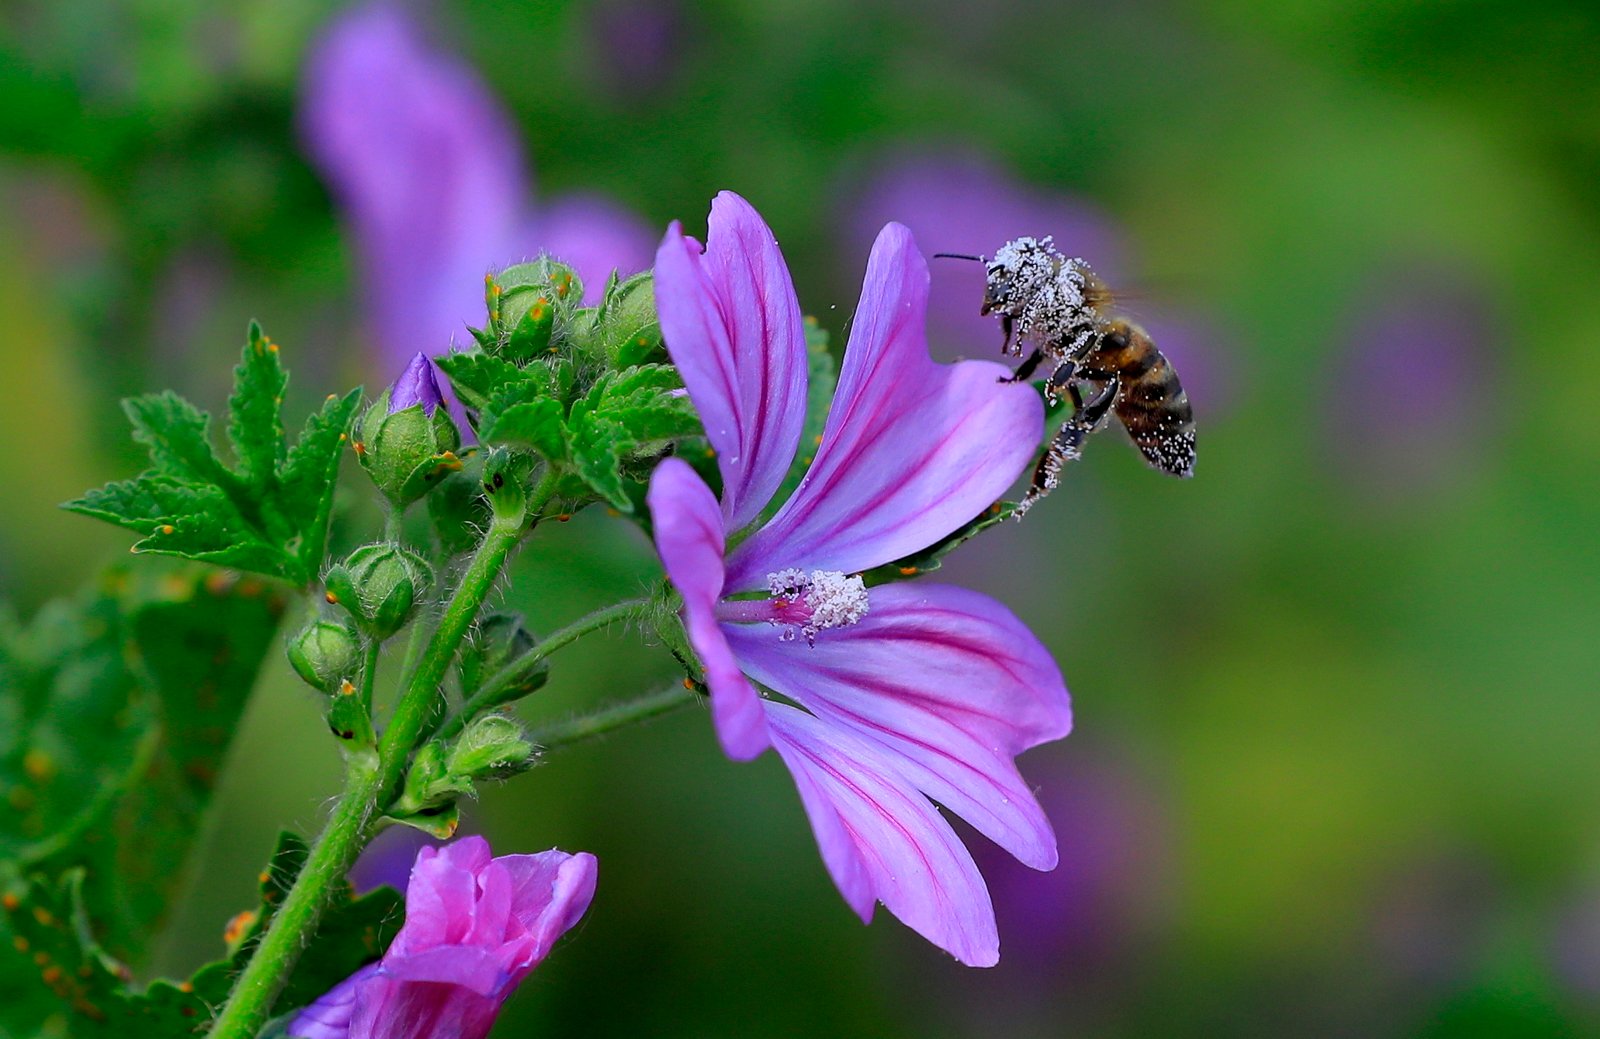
<box><xmin>433</xmin><ymin>597</ymin><xmax>653</xmax><ymax>745</ymax></box>
<box><xmin>531</xmin><ymin>683</ymin><xmax>699</xmax><ymax>753</ymax></box>
<box><xmin>207</xmin><ymin>474</ymin><xmax>550</xmax><ymax>1038</ymax></box>
<box><xmin>205</xmin><ymin>760</ymin><xmax>381</xmax><ymax>1039</ymax></box>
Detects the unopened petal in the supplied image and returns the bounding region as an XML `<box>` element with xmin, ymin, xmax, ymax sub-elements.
<box><xmin>287</xmin><ymin>964</ymin><xmax>374</xmax><ymax>1039</ymax></box>
<box><xmin>729</xmin><ymin>583</ymin><xmax>1070</xmax><ymax>870</ymax></box>
<box><xmin>654</xmin><ymin>192</ymin><xmax>808</xmax><ymax>531</ymax></box>
<box><xmin>646</xmin><ymin>459</ymin><xmax>770</xmax><ymax>760</ymax></box>
<box><xmin>767</xmin><ymin>704</ymin><xmax>1000</xmax><ymax>967</ymax></box>
<box><xmin>727</xmin><ymin>222</ymin><xmax>1042</xmax><ymax>587</ymax></box>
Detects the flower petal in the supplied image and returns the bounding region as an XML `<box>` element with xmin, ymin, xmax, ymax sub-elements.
<box><xmin>494</xmin><ymin>850</ymin><xmax>600</xmax><ymax>971</ymax></box>
<box><xmin>766</xmin><ymin>704</ymin><xmax>1000</xmax><ymax>967</ymax></box>
<box><xmin>300</xmin><ymin>3</ymin><xmax>529</xmax><ymax>369</ymax></box>
<box><xmin>726</xmin><ymin>222</ymin><xmax>1042</xmax><ymax>588</ymax></box>
<box><xmin>728</xmin><ymin>582</ymin><xmax>1069</xmax><ymax>871</ymax></box>
<box><xmin>288</xmin><ymin>965</ymin><xmax>372</xmax><ymax>1039</ymax></box>
<box><xmin>646</xmin><ymin>459</ymin><xmax>770</xmax><ymax>760</ymax></box>
<box><xmin>654</xmin><ymin>192</ymin><xmax>808</xmax><ymax>531</ymax></box>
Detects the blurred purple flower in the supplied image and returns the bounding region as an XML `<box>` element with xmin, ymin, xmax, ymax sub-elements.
<box><xmin>388</xmin><ymin>352</ymin><xmax>445</xmax><ymax>415</ymax></box>
<box><xmin>647</xmin><ymin>191</ymin><xmax>1070</xmax><ymax>966</ymax></box>
<box><xmin>841</xmin><ymin>148</ymin><xmax>1228</xmax><ymax>414</ymax></box>
<box><xmin>1553</xmin><ymin>886</ymin><xmax>1600</xmax><ymax>1002</ymax></box>
<box><xmin>300</xmin><ymin>3</ymin><xmax>653</xmax><ymax>371</ymax></box>
<box><xmin>975</xmin><ymin>746</ymin><xmax>1170</xmax><ymax>973</ymax></box>
<box><xmin>290</xmin><ymin>836</ymin><xmax>597</xmax><ymax>1039</ymax></box>
<box><xmin>1327</xmin><ymin>268</ymin><xmax>1495</xmax><ymax>495</ymax></box>
<box><xmin>347</xmin><ymin>825</ymin><xmax>444</xmax><ymax>895</ymax></box>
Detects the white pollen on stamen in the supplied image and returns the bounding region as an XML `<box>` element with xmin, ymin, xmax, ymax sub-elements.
<box><xmin>766</xmin><ymin>567</ymin><xmax>809</xmax><ymax>599</ymax></box>
<box><xmin>802</xmin><ymin>570</ymin><xmax>870</xmax><ymax>632</ymax></box>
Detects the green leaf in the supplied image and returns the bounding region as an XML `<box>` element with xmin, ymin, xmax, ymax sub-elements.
<box><xmin>435</xmin><ymin>350</ymin><xmax>534</xmax><ymax>413</ymax></box>
<box><xmin>566</xmin><ymin>410</ymin><xmax>632</xmax><ymax>511</ymax></box>
<box><xmin>65</xmin><ymin>327</ymin><xmax>361</xmax><ymax>585</ymax></box>
<box><xmin>0</xmin><ymin>829</ymin><xmax>401</xmax><ymax>1038</ymax></box>
<box><xmin>0</xmin><ymin>563</ymin><xmax>284</xmax><ymax>974</ymax></box>
<box><xmin>228</xmin><ymin>323</ymin><xmax>289</xmax><ymax>488</ymax></box>
<box><xmin>483</xmin><ymin>397</ymin><xmax>568</xmax><ymax>461</ymax></box>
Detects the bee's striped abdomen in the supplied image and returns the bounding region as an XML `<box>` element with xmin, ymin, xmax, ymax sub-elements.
<box><xmin>1090</xmin><ymin>319</ymin><xmax>1196</xmax><ymax>478</ymax></box>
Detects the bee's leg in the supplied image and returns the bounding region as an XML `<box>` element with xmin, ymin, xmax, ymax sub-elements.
<box><xmin>1043</xmin><ymin>359</ymin><xmax>1079</xmax><ymax>403</ymax></box>
<box><xmin>1000</xmin><ymin>313</ymin><xmax>1016</xmax><ymax>354</ymax></box>
<box><xmin>1004</xmin><ymin>348</ymin><xmax>1046</xmax><ymax>384</ymax></box>
<box><xmin>1016</xmin><ymin>377</ymin><xmax>1119</xmax><ymax>519</ymax></box>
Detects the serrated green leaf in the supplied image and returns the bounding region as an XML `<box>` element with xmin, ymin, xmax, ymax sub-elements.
<box><xmin>566</xmin><ymin>410</ymin><xmax>632</xmax><ymax>511</ymax></box>
<box><xmin>228</xmin><ymin>323</ymin><xmax>289</xmax><ymax>488</ymax></box>
<box><xmin>0</xmin><ymin>826</ymin><xmax>398</xmax><ymax>1038</ymax></box>
<box><xmin>122</xmin><ymin>393</ymin><xmax>232</xmax><ymax>489</ymax></box>
<box><xmin>278</xmin><ymin>388</ymin><xmax>362</xmax><ymax>577</ymax></box>
<box><xmin>483</xmin><ymin>398</ymin><xmax>568</xmax><ymax>461</ymax></box>
<box><xmin>436</xmin><ymin>350</ymin><xmax>533</xmax><ymax>412</ymax></box>
<box><xmin>0</xmin><ymin>563</ymin><xmax>283</xmax><ymax>977</ymax></box>
<box><xmin>68</xmin><ymin>328</ymin><xmax>360</xmax><ymax>585</ymax></box>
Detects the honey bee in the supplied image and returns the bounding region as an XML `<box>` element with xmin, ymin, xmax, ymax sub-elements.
<box><xmin>939</xmin><ymin>236</ymin><xmax>1195</xmax><ymax>515</ymax></box>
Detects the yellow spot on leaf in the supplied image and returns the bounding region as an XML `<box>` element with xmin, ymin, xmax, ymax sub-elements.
<box><xmin>22</xmin><ymin>750</ymin><xmax>54</xmax><ymax>782</ymax></box>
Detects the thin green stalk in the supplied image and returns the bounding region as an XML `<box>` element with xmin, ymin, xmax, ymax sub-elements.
<box><xmin>434</xmin><ymin>597</ymin><xmax>653</xmax><ymax>745</ymax></box>
<box><xmin>531</xmin><ymin>683</ymin><xmax>698</xmax><ymax>753</ymax></box>
<box><xmin>208</xmin><ymin>474</ymin><xmax>550</xmax><ymax>1038</ymax></box>
<box><xmin>205</xmin><ymin>759</ymin><xmax>381</xmax><ymax>1039</ymax></box>
<box><xmin>358</xmin><ymin>636</ymin><xmax>381</xmax><ymax>713</ymax></box>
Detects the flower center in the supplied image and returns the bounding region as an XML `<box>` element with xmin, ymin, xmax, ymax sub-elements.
<box><xmin>716</xmin><ymin>568</ymin><xmax>870</xmax><ymax>644</ymax></box>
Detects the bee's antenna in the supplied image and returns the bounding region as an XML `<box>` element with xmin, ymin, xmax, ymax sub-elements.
<box><xmin>932</xmin><ymin>253</ymin><xmax>983</xmax><ymax>262</ymax></box>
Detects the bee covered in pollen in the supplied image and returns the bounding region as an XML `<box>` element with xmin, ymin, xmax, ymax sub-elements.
<box><xmin>940</xmin><ymin>236</ymin><xmax>1195</xmax><ymax>515</ymax></box>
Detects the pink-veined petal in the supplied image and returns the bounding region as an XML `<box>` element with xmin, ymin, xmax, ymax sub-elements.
<box><xmin>726</xmin><ymin>222</ymin><xmax>1042</xmax><ymax>588</ymax></box>
<box><xmin>494</xmin><ymin>850</ymin><xmax>600</xmax><ymax>971</ymax></box>
<box><xmin>646</xmin><ymin>459</ymin><xmax>770</xmax><ymax>760</ymax></box>
<box><xmin>728</xmin><ymin>582</ymin><xmax>1069</xmax><ymax>870</ymax></box>
<box><xmin>766</xmin><ymin>704</ymin><xmax>1000</xmax><ymax>967</ymax></box>
<box><xmin>654</xmin><ymin>192</ymin><xmax>808</xmax><ymax>530</ymax></box>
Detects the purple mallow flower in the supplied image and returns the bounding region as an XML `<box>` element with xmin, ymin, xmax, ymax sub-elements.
<box><xmin>388</xmin><ymin>352</ymin><xmax>446</xmax><ymax>415</ymax></box>
<box><xmin>300</xmin><ymin>3</ymin><xmax>653</xmax><ymax>370</ymax></box>
<box><xmin>647</xmin><ymin>191</ymin><xmax>1071</xmax><ymax>966</ymax></box>
<box><xmin>289</xmin><ymin>836</ymin><xmax>597</xmax><ymax>1039</ymax></box>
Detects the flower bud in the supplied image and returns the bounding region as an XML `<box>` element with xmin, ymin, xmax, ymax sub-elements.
<box><xmin>494</xmin><ymin>259</ymin><xmax>584</xmax><ymax>330</ymax></box>
<box><xmin>355</xmin><ymin>354</ymin><xmax>463</xmax><ymax>506</ymax></box>
<box><xmin>447</xmin><ymin>714</ymin><xmax>536</xmax><ymax>781</ymax></box>
<box><xmin>323</xmin><ymin>543</ymin><xmax>433</xmax><ymax>639</ymax></box>
<box><xmin>286</xmin><ymin>620</ymin><xmax>361</xmax><ymax>693</ymax></box>
<box><xmin>458</xmin><ymin>612</ymin><xmax>548</xmax><ymax>704</ymax></box>
<box><xmin>591</xmin><ymin>270</ymin><xmax>663</xmax><ymax>368</ymax></box>
<box><xmin>327</xmin><ymin>676</ymin><xmax>377</xmax><ymax>751</ymax></box>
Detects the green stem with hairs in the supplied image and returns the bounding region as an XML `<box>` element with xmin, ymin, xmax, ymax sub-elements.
<box><xmin>434</xmin><ymin>597</ymin><xmax>654</xmax><ymax>745</ymax></box>
<box><xmin>207</xmin><ymin>473</ymin><xmax>553</xmax><ymax>1039</ymax></box>
<box><xmin>531</xmin><ymin>683</ymin><xmax>698</xmax><ymax>753</ymax></box>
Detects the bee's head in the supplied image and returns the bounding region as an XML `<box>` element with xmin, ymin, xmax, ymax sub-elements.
<box><xmin>981</xmin><ymin>236</ymin><xmax>1059</xmax><ymax>317</ymax></box>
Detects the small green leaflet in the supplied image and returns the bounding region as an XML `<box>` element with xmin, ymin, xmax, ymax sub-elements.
<box><xmin>474</xmin><ymin>363</ymin><xmax>700</xmax><ymax>513</ymax></box>
<box><xmin>65</xmin><ymin>324</ymin><xmax>362</xmax><ymax>586</ymax></box>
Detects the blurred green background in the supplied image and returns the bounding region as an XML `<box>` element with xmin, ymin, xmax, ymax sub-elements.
<box><xmin>4</xmin><ymin>0</ymin><xmax>1600</xmax><ymax>1035</ymax></box>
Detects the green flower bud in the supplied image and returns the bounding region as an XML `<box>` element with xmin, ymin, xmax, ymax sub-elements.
<box><xmin>285</xmin><ymin>620</ymin><xmax>361</xmax><ymax>693</ymax></box>
<box><xmin>494</xmin><ymin>259</ymin><xmax>583</xmax><ymax>331</ymax></box>
<box><xmin>503</xmin><ymin>294</ymin><xmax>555</xmax><ymax>363</ymax></box>
<box><xmin>447</xmin><ymin>713</ymin><xmax>536</xmax><ymax>781</ymax></box>
<box><xmin>323</xmin><ymin>543</ymin><xmax>433</xmax><ymax>639</ymax></box>
<box><xmin>458</xmin><ymin>612</ymin><xmax>548</xmax><ymax>704</ymax></box>
<box><xmin>355</xmin><ymin>354</ymin><xmax>463</xmax><ymax>506</ymax></box>
<box><xmin>591</xmin><ymin>271</ymin><xmax>663</xmax><ymax>368</ymax></box>
<box><xmin>327</xmin><ymin>678</ymin><xmax>376</xmax><ymax>751</ymax></box>
<box><xmin>392</xmin><ymin>741</ymin><xmax>470</xmax><ymax>817</ymax></box>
